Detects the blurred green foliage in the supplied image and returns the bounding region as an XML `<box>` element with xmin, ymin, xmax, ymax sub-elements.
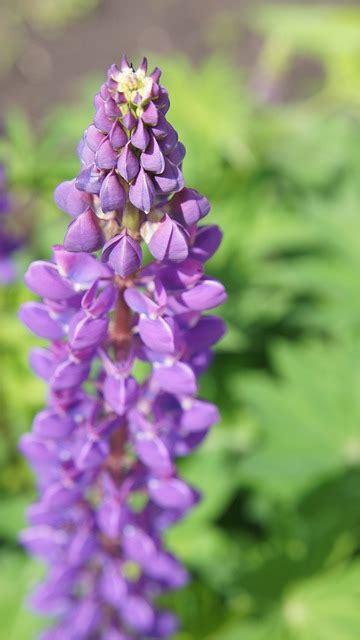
<box><xmin>1</xmin><ymin>5</ymin><xmax>360</xmax><ymax>638</ymax></box>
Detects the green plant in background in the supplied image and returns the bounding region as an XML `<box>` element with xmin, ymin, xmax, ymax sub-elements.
<box><xmin>0</xmin><ymin>0</ymin><xmax>99</xmax><ymax>78</ymax></box>
<box><xmin>1</xmin><ymin>4</ymin><xmax>360</xmax><ymax>637</ymax></box>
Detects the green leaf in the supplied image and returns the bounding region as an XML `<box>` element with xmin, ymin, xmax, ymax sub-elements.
<box><xmin>239</xmin><ymin>340</ymin><xmax>360</xmax><ymax>501</ymax></box>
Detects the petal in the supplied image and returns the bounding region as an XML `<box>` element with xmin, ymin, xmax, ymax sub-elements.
<box><xmin>84</xmin><ymin>124</ymin><xmax>104</xmax><ymax>151</ymax></box>
<box><xmin>153</xmin><ymin>159</ymin><xmax>184</xmax><ymax>194</ymax></box>
<box><xmin>33</xmin><ymin>409</ymin><xmax>76</xmax><ymax>439</ymax></box>
<box><xmin>138</xmin><ymin>316</ymin><xmax>175</xmax><ymax>353</ymax></box>
<box><xmin>186</xmin><ymin>316</ymin><xmax>226</xmax><ymax>352</ymax></box>
<box><xmin>99</xmin><ymin>172</ymin><xmax>126</xmax><ymax>212</ymax></box>
<box><xmin>141</xmin><ymin>101</ymin><xmax>158</xmax><ymax>126</ymax></box>
<box><xmin>103</xmin><ymin>375</ymin><xmax>138</xmax><ymax>415</ymax></box>
<box><xmin>141</xmin><ymin>135</ymin><xmax>165</xmax><ymax>174</ymax></box>
<box><xmin>69</xmin><ymin>311</ymin><xmax>108</xmax><ymax>350</ymax></box>
<box><xmin>24</xmin><ymin>261</ymin><xmax>74</xmax><ymax>299</ymax></box>
<box><xmin>129</xmin><ymin>168</ymin><xmax>155</xmax><ymax>213</ymax></box>
<box><xmin>134</xmin><ymin>433</ymin><xmax>172</xmax><ymax>474</ymax></box>
<box><xmin>54</xmin><ymin>179</ymin><xmax>90</xmax><ymax>217</ymax></box>
<box><xmin>64</xmin><ymin>209</ymin><xmax>103</xmax><ymax>253</ymax></box>
<box><xmin>51</xmin><ymin>359</ymin><xmax>91</xmax><ymax>391</ymax></box>
<box><xmin>123</xmin><ymin>287</ymin><xmax>159</xmax><ymax>315</ymax></box>
<box><xmin>53</xmin><ymin>247</ymin><xmax>111</xmax><ymax>286</ymax></box>
<box><xmin>94</xmin><ymin>104</ymin><xmax>112</xmax><ymax>133</ymax></box>
<box><xmin>148</xmin><ymin>215</ymin><xmax>188</xmax><ymax>263</ymax></box>
<box><xmin>109</xmin><ymin>121</ymin><xmax>128</xmax><ymax>149</ymax></box>
<box><xmin>170</xmin><ymin>188</ymin><xmax>210</xmax><ymax>226</ymax></box>
<box><xmin>102</xmin><ymin>232</ymin><xmax>142</xmax><ymax>277</ymax></box>
<box><xmin>179</xmin><ymin>279</ymin><xmax>227</xmax><ymax>310</ymax></box>
<box><xmin>95</xmin><ymin>138</ymin><xmax>117</xmax><ymax>170</ymax></box>
<box><xmin>123</xmin><ymin>526</ymin><xmax>157</xmax><ymax>568</ymax></box>
<box><xmin>190</xmin><ymin>224</ymin><xmax>222</xmax><ymax>262</ymax></box>
<box><xmin>117</xmin><ymin>142</ymin><xmax>140</xmax><ymax>182</ymax></box>
<box><xmin>131</xmin><ymin>119</ymin><xmax>150</xmax><ymax>151</ymax></box>
<box><xmin>19</xmin><ymin>302</ymin><xmax>64</xmax><ymax>340</ymax></box>
<box><xmin>153</xmin><ymin>362</ymin><xmax>197</xmax><ymax>395</ymax></box>
<box><xmin>99</xmin><ymin>563</ymin><xmax>127</xmax><ymax>608</ymax></box>
<box><xmin>148</xmin><ymin>477</ymin><xmax>195</xmax><ymax>511</ymax></box>
<box><xmin>180</xmin><ymin>400</ymin><xmax>219</xmax><ymax>434</ymax></box>
<box><xmin>75</xmin><ymin>164</ymin><xmax>104</xmax><ymax>195</ymax></box>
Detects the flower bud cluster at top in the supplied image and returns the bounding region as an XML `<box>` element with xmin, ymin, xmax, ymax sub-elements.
<box><xmin>19</xmin><ymin>56</ymin><xmax>227</xmax><ymax>640</ymax></box>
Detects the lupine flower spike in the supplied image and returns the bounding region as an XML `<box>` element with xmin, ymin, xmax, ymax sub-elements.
<box><xmin>20</xmin><ymin>56</ymin><xmax>227</xmax><ymax>639</ymax></box>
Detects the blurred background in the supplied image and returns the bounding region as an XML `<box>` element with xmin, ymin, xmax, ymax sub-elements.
<box><xmin>1</xmin><ymin>0</ymin><xmax>360</xmax><ymax>638</ymax></box>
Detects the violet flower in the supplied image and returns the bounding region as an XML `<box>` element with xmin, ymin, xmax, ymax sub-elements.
<box><xmin>0</xmin><ymin>164</ymin><xmax>22</xmax><ymax>283</ymax></box>
<box><xmin>20</xmin><ymin>56</ymin><xmax>226</xmax><ymax>639</ymax></box>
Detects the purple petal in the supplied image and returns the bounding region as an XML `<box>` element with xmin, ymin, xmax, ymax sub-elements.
<box><xmin>102</xmin><ymin>232</ymin><xmax>142</xmax><ymax>277</ymax></box>
<box><xmin>123</xmin><ymin>287</ymin><xmax>159</xmax><ymax>316</ymax></box>
<box><xmin>117</xmin><ymin>142</ymin><xmax>140</xmax><ymax>182</ymax></box>
<box><xmin>100</xmin><ymin>172</ymin><xmax>126</xmax><ymax>213</ymax></box>
<box><xmin>141</xmin><ymin>135</ymin><xmax>165</xmax><ymax>174</ymax></box>
<box><xmin>77</xmin><ymin>438</ymin><xmax>109</xmax><ymax>470</ymax></box>
<box><xmin>95</xmin><ymin>138</ymin><xmax>117</xmax><ymax>170</ymax></box>
<box><xmin>138</xmin><ymin>316</ymin><xmax>175</xmax><ymax>353</ymax></box>
<box><xmin>24</xmin><ymin>262</ymin><xmax>74</xmax><ymax>300</ymax></box>
<box><xmin>19</xmin><ymin>302</ymin><xmax>64</xmax><ymax>340</ymax></box>
<box><xmin>190</xmin><ymin>224</ymin><xmax>223</xmax><ymax>262</ymax></box>
<box><xmin>33</xmin><ymin>409</ymin><xmax>76</xmax><ymax>439</ymax></box>
<box><xmin>53</xmin><ymin>247</ymin><xmax>111</xmax><ymax>286</ymax></box>
<box><xmin>153</xmin><ymin>362</ymin><xmax>197</xmax><ymax>395</ymax></box>
<box><xmin>186</xmin><ymin>316</ymin><xmax>226</xmax><ymax>352</ymax></box>
<box><xmin>29</xmin><ymin>347</ymin><xmax>56</xmax><ymax>380</ymax></box>
<box><xmin>180</xmin><ymin>400</ymin><xmax>219</xmax><ymax>434</ymax></box>
<box><xmin>99</xmin><ymin>563</ymin><xmax>127</xmax><ymax>607</ymax></box>
<box><xmin>179</xmin><ymin>279</ymin><xmax>227</xmax><ymax>310</ymax></box>
<box><xmin>69</xmin><ymin>311</ymin><xmax>108</xmax><ymax>350</ymax></box>
<box><xmin>19</xmin><ymin>434</ymin><xmax>57</xmax><ymax>466</ymax></box>
<box><xmin>104</xmin><ymin>96</ymin><xmax>120</xmax><ymax>118</ymax></box>
<box><xmin>20</xmin><ymin>526</ymin><xmax>66</xmax><ymax>560</ymax></box>
<box><xmin>94</xmin><ymin>104</ymin><xmax>112</xmax><ymax>133</ymax></box>
<box><xmin>121</xmin><ymin>595</ymin><xmax>155</xmax><ymax>634</ymax></box>
<box><xmin>129</xmin><ymin>168</ymin><xmax>155</xmax><ymax>213</ymax></box>
<box><xmin>134</xmin><ymin>433</ymin><xmax>172</xmax><ymax>474</ymax></box>
<box><xmin>123</xmin><ymin>526</ymin><xmax>157</xmax><ymax>567</ymax></box>
<box><xmin>170</xmin><ymin>188</ymin><xmax>210</xmax><ymax>226</ymax></box>
<box><xmin>84</xmin><ymin>124</ymin><xmax>104</xmax><ymax>151</ymax></box>
<box><xmin>131</xmin><ymin>119</ymin><xmax>150</xmax><ymax>151</ymax></box>
<box><xmin>54</xmin><ymin>180</ymin><xmax>90</xmax><ymax>217</ymax></box>
<box><xmin>51</xmin><ymin>359</ymin><xmax>91</xmax><ymax>391</ymax></box>
<box><xmin>109</xmin><ymin>121</ymin><xmax>128</xmax><ymax>149</ymax></box>
<box><xmin>97</xmin><ymin>499</ymin><xmax>126</xmax><ymax>539</ymax></box>
<box><xmin>141</xmin><ymin>101</ymin><xmax>158</xmax><ymax>126</ymax></box>
<box><xmin>103</xmin><ymin>375</ymin><xmax>138</xmax><ymax>415</ymax></box>
<box><xmin>122</xmin><ymin>109</ymin><xmax>137</xmax><ymax>130</ymax></box>
<box><xmin>167</xmin><ymin>142</ymin><xmax>186</xmax><ymax>167</ymax></box>
<box><xmin>148</xmin><ymin>215</ymin><xmax>188</xmax><ymax>263</ymax></box>
<box><xmin>83</xmin><ymin>283</ymin><xmax>116</xmax><ymax>317</ymax></box>
<box><xmin>157</xmin><ymin>258</ymin><xmax>203</xmax><ymax>290</ymax></box>
<box><xmin>75</xmin><ymin>164</ymin><xmax>104</xmax><ymax>195</ymax></box>
<box><xmin>153</xmin><ymin>160</ymin><xmax>184</xmax><ymax>194</ymax></box>
<box><xmin>79</xmin><ymin>141</ymin><xmax>95</xmax><ymax>168</ymax></box>
<box><xmin>148</xmin><ymin>477</ymin><xmax>195</xmax><ymax>510</ymax></box>
<box><xmin>64</xmin><ymin>208</ymin><xmax>103</xmax><ymax>253</ymax></box>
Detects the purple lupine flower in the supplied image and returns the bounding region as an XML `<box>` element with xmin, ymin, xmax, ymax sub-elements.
<box><xmin>0</xmin><ymin>164</ymin><xmax>23</xmax><ymax>283</ymax></box>
<box><xmin>20</xmin><ymin>56</ymin><xmax>226</xmax><ymax>639</ymax></box>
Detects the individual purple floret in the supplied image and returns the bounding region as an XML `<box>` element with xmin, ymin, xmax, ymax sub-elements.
<box><xmin>20</xmin><ymin>56</ymin><xmax>226</xmax><ymax>639</ymax></box>
<box><xmin>0</xmin><ymin>164</ymin><xmax>22</xmax><ymax>283</ymax></box>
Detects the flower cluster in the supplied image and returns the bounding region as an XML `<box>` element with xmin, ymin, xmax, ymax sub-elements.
<box><xmin>20</xmin><ymin>57</ymin><xmax>226</xmax><ymax>639</ymax></box>
<box><xmin>0</xmin><ymin>164</ymin><xmax>22</xmax><ymax>283</ymax></box>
